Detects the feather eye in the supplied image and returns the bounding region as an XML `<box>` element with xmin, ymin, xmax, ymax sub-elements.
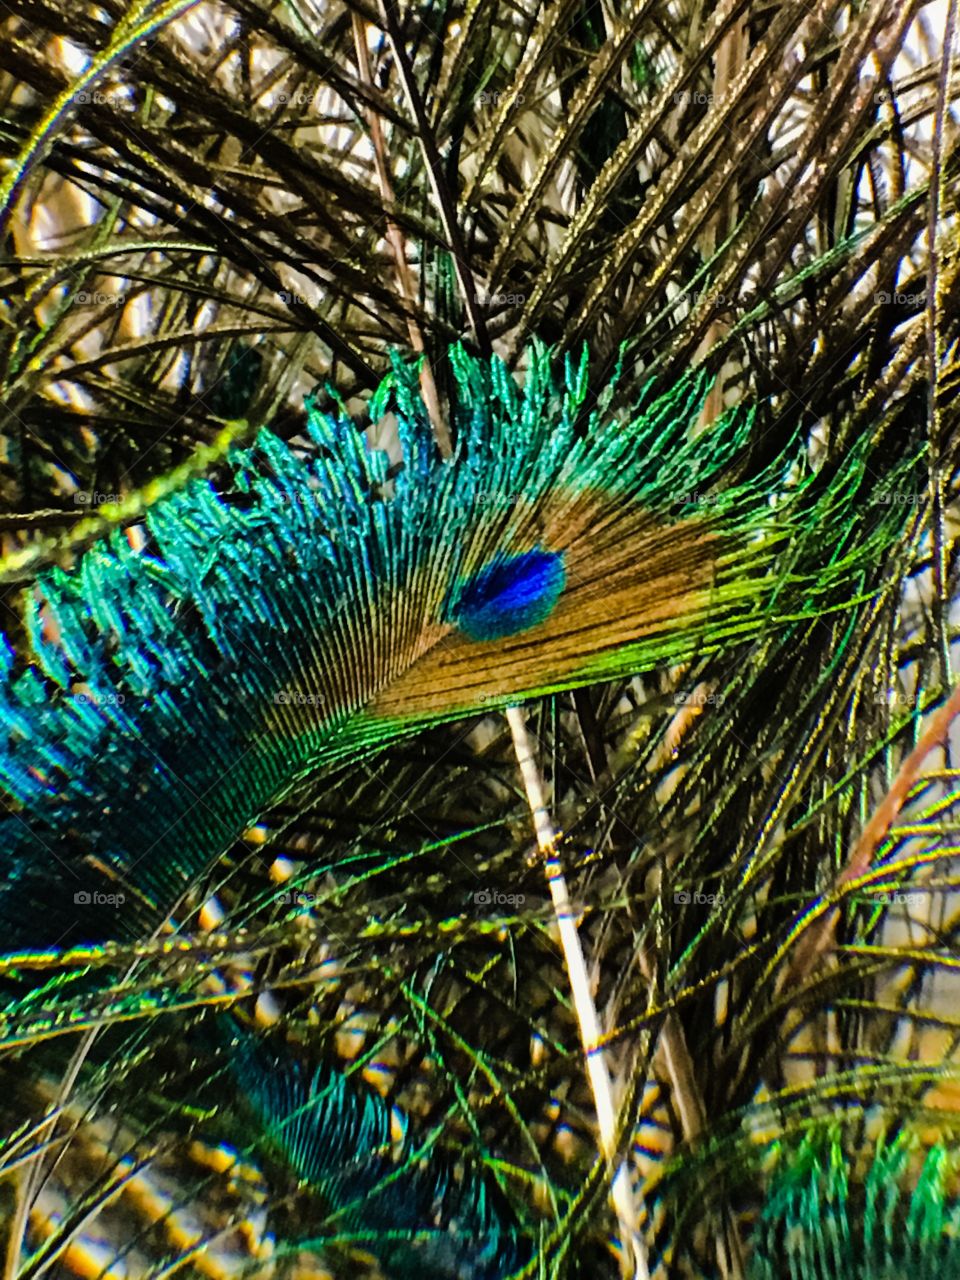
<box><xmin>446</xmin><ymin>548</ymin><xmax>567</xmax><ymax>641</ymax></box>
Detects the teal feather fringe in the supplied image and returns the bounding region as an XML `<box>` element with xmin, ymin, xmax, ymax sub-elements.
<box><xmin>224</xmin><ymin>1025</ymin><xmax>530</xmax><ymax>1280</ymax></box>
<box><xmin>749</xmin><ymin>1130</ymin><xmax>960</xmax><ymax>1280</ymax></box>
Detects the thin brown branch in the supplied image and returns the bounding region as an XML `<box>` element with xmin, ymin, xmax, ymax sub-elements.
<box><xmin>376</xmin><ymin>0</ymin><xmax>491</xmax><ymax>357</ymax></box>
<box><xmin>351</xmin><ymin>13</ymin><xmax>452</xmax><ymax>458</ymax></box>
<box><xmin>926</xmin><ymin>0</ymin><xmax>959</xmax><ymax>683</ymax></box>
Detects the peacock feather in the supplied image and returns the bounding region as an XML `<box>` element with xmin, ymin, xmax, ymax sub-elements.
<box><xmin>0</xmin><ymin>344</ymin><xmax>913</xmax><ymax>956</ymax></box>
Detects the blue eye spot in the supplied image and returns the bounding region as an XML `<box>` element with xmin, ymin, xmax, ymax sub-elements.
<box><xmin>450</xmin><ymin>549</ymin><xmax>566</xmax><ymax>642</ymax></box>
